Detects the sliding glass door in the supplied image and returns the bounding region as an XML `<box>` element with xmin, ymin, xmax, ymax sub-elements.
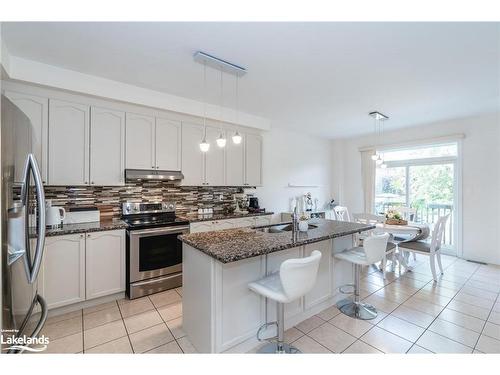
<box><xmin>375</xmin><ymin>143</ymin><xmax>459</xmax><ymax>255</ymax></box>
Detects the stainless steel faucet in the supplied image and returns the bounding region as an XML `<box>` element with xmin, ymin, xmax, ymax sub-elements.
<box><xmin>291</xmin><ymin>206</ymin><xmax>298</xmax><ymax>239</ymax></box>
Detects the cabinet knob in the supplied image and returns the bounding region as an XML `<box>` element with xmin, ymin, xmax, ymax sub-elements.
<box><xmin>87</xmin><ymin>234</ymin><xmax>91</xmax><ymax>238</ymax></box>
<box><xmin>84</xmin><ymin>181</ymin><xmax>88</xmax><ymax>184</ymax></box>
<box><xmin>152</xmin><ymin>166</ymin><xmax>155</xmax><ymax>169</ymax></box>
<box><xmin>91</xmin><ymin>181</ymin><xmax>94</xmax><ymax>185</ymax></box>
<box><xmin>80</xmin><ymin>234</ymin><xmax>84</xmax><ymax>238</ymax></box>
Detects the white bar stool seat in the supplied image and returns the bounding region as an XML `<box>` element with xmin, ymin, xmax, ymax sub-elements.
<box><xmin>335</xmin><ymin>233</ymin><xmax>390</xmax><ymax>320</ymax></box>
<box><xmin>248</xmin><ymin>250</ymin><xmax>322</xmax><ymax>353</ymax></box>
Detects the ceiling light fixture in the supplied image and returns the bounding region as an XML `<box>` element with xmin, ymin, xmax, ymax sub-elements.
<box><xmin>369</xmin><ymin>111</ymin><xmax>389</xmax><ymax>166</ymax></box>
<box><xmin>216</xmin><ymin>67</ymin><xmax>227</xmax><ymax>148</ymax></box>
<box><xmin>199</xmin><ymin>61</ymin><xmax>210</xmax><ymax>152</ymax></box>
<box><xmin>193</xmin><ymin>51</ymin><xmax>246</xmax><ymax>146</ymax></box>
<box><xmin>232</xmin><ymin>74</ymin><xmax>243</xmax><ymax>144</ymax></box>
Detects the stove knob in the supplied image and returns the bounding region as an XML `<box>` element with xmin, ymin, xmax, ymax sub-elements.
<box><xmin>125</xmin><ymin>206</ymin><xmax>131</xmax><ymax>213</ymax></box>
<box><xmin>168</xmin><ymin>204</ymin><xmax>174</xmax><ymax>210</ymax></box>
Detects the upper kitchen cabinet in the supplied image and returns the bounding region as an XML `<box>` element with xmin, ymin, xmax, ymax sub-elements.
<box><xmin>204</xmin><ymin>126</ymin><xmax>225</xmax><ymax>186</ymax></box>
<box><xmin>225</xmin><ymin>131</ymin><xmax>245</xmax><ymax>186</ymax></box>
<box><xmin>4</xmin><ymin>91</ymin><xmax>49</xmax><ymax>184</ymax></box>
<box><xmin>155</xmin><ymin>118</ymin><xmax>181</xmax><ymax>171</ymax></box>
<box><xmin>181</xmin><ymin>122</ymin><xmax>205</xmax><ymax>185</ymax></box>
<box><xmin>90</xmin><ymin>106</ymin><xmax>125</xmax><ymax>185</ymax></box>
<box><xmin>244</xmin><ymin>133</ymin><xmax>263</xmax><ymax>186</ymax></box>
<box><xmin>48</xmin><ymin>99</ymin><xmax>90</xmax><ymax>185</ymax></box>
<box><xmin>125</xmin><ymin>113</ymin><xmax>155</xmax><ymax>170</ymax></box>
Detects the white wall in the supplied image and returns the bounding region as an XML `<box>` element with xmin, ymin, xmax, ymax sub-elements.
<box><xmin>332</xmin><ymin>112</ymin><xmax>500</xmax><ymax>265</ymax></box>
<box><xmin>255</xmin><ymin>127</ymin><xmax>332</xmax><ymax>222</ymax></box>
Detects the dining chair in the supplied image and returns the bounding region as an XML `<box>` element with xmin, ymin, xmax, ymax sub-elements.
<box><xmin>394</xmin><ymin>206</ymin><xmax>417</xmax><ymax>261</ymax></box>
<box><xmin>398</xmin><ymin>214</ymin><xmax>450</xmax><ymax>281</ymax></box>
<box><xmin>352</xmin><ymin>213</ymin><xmax>397</xmax><ymax>279</ymax></box>
<box><xmin>397</xmin><ymin>206</ymin><xmax>416</xmax><ymax>221</ymax></box>
<box><xmin>333</xmin><ymin>206</ymin><xmax>351</xmax><ymax>222</ymax></box>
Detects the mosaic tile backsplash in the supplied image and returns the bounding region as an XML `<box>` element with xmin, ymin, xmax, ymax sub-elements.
<box><xmin>37</xmin><ymin>183</ymin><xmax>245</xmax><ymax>218</ymax></box>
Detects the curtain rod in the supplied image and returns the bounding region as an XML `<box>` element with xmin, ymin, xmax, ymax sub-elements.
<box><xmin>358</xmin><ymin>133</ymin><xmax>465</xmax><ymax>152</ymax></box>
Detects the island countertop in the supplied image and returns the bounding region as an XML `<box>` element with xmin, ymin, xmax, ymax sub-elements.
<box><xmin>180</xmin><ymin>219</ymin><xmax>374</xmax><ymax>263</ymax></box>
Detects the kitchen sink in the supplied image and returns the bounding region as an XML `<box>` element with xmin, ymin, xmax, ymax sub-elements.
<box><xmin>253</xmin><ymin>223</ymin><xmax>318</xmax><ymax>233</ymax></box>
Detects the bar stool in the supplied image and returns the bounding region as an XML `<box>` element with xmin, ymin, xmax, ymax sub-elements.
<box><xmin>248</xmin><ymin>250</ymin><xmax>322</xmax><ymax>354</ymax></box>
<box><xmin>335</xmin><ymin>233</ymin><xmax>390</xmax><ymax>320</ymax></box>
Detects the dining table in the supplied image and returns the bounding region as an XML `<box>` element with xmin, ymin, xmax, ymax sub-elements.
<box><xmin>375</xmin><ymin>221</ymin><xmax>431</xmax><ymax>270</ymax></box>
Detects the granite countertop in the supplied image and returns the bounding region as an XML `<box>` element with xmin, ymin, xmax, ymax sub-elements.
<box><xmin>179</xmin><ymin>211</ymin><xmax>274</xmax><ymax>223</ymax></box>
<box><xmin>180</xmin><ymin>219</ymin><xmax>374</xmax><ymax>263</ymax></box>
<box><xmin>44</xmin><ymin>219</ymin><xmax>128</xmax><ymax>237</ymax></box>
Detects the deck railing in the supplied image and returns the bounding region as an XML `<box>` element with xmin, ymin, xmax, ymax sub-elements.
<box><xmin>376</xmin><ymin>202</ymin><xmax>453</xmax><ymax>245</ymax></box>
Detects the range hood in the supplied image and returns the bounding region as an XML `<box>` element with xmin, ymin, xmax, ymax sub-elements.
<box><xmin>125</xmin><ymin>169</ymin><xmax>184</xmax><ymax>182</ymax></box>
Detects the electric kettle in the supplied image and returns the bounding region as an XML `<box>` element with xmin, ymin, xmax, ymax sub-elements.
<box><xmin>45</xmin><ymin>200</ymin><xmax>66</xmax><ymax>228</ymax></box>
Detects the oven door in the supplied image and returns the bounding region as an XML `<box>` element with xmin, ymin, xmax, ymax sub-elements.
<box><xmin>129</xmin><ymin>225</ymin><xmax>189</xmax><ymax>283</ymax></box>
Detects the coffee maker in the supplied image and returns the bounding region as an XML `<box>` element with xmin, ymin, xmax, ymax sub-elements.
<box><xmin>248</xmin><ymin>196</ymin><xmax>259</xmax><ymax>210</ymax></box>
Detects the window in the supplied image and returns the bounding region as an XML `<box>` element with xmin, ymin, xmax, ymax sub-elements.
<box><xmin>375</xmin><ymin>142</ymin><xmax>458</xmax><ymax>254</ymax></box>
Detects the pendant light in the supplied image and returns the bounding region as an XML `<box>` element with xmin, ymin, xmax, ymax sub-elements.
<box><xmin>199</xmin><ymin>61</ymin><xmax>210</xmax><ymax>152</ymax></box>
<box><xmin>369</xmin><ymin>111</ymin><xmax>389</xmax><ymax>166</ymax></box>
<box><xmin>232</xmin><ymin>74</ymin><xmax>243</xmax><ymax>144</ymax></box>
<box><xmin>216</xmin><ymin>67</ymin><xmax>227</xmax><ymax>148</ymax></box>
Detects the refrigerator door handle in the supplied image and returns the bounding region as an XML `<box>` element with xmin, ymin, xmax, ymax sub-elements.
<box><xmin>20</xmin><ymin>154</ymin><xmax>46</xmax><ymax>284</ymax></box>
<box><xmin>8</xmin><ymin>295</ymin><xmax>48</xmax><ymax>354</ymax></box>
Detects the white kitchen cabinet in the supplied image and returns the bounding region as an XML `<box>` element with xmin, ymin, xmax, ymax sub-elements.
<box><xmin>189</xmin><ymin>215</ymin><xmax>272</xmax><ymax>233</ymax></box>
<box><xmin>40</xmin><ymin>234</ymin><xmax>86</xmax><ymax>309</ymax></box>
<box><xmin>244</xmin><ymin>133</ymin><xmax>263</xmax><ymax>186</ymax></box>
<box><xmin>155</xmin><ymin>118</ymin><xmax>181</xmax><ymax>170</ymax></box>
<box><xmin>181</xmin><ymin>122</ymin><xmax>205</xmax><ymax>185</ymax></box>
<box><xmin>48</xmin><ymin>99</ymin><xmax>90</xmax><ymax>185</ymax></box>
<box><xmin>4</xmin><ymin>91</ymin><xmax>49</xmax><ymax>184</ymax></box>
<box><xmin>125</xmin><ymin>113</ymin><xmax>155</xmax><ymax>170</ymax></box>
<box><xmin>254</xmin><ymin>216</ymin><xmax>272</xmax><ymax>227</ymax></box>
<box><xmin>85</xmin><ymin>230</ymin><xmax>126</xmax><ymax>300</ymax></box>
<box><xmin>204</xmin><ymin>126</ymin><xmax>225</xmax><ymax>186</ymax></box>
<box><xmin>90</xmin><ymin>107</ymin><xmax>125</xmax><ymax>185</ymax></box>
<box><xmin>225</xmin><ymin>132</ymin><xmax>245</xmax><ymax>186</ymax></box>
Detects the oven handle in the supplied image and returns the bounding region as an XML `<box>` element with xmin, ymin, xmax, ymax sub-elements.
<box><xmin>129</xmin><ymin>225</ymin><xmax>190</xmax><ymax>236</ymax></box>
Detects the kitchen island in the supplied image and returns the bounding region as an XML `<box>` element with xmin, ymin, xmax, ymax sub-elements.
<box><xmin>180</xmin><ymin>219</ymin><xmax>374</xmax><ymax>353</ymax></box>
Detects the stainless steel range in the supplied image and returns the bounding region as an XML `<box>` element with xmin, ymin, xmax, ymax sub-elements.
<box><xmin>122</xmin><ymin>202</ymin><xmax>189</xmax><ymax>299</ymax></box>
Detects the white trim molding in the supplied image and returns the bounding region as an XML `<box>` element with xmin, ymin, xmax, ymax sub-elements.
<box><xmin>358</xmin><ymin>133</ymin><xmax>465</xmax><ymax>152</ymax></box>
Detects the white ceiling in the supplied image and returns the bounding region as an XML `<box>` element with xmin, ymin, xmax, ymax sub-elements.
<box><xmin>2</xmin><ymin>22</ymin><xmax>499</xmax><ymax>138</ymax></box>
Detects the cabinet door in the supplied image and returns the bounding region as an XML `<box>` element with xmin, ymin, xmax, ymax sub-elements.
<box><xmin>244</xmin><ymin>133</ymin><xmax>263</xmax><ymax>186</ymax></box>
<box><xmin>181</xmin><ymin>122</ymin><xmax>204</xmax><ymax>185</ymax></box>
<box><xmin>48</xmin><ymin>99</ymin><xmax>90</xmax><ymax>185</ymax></box>
<box><xmin>204</xmin><ymin>126</ymin><xmax>225</xmax><ymax>186</ymax></box>
<box><xmin>125</xmin><ymin>113</ymin><xmax>155</xmax><ymax>170</ymax></box>
<box><xmin>155</xmin><ymin>118</ymin><xmax>181</xmax><ymax>170</ymax></box>
<box><xmin>90</xmin><ymin>107</ymin><xmax>125</xmax><ymax>185</ymax></box>
<box><xmin>4</xmin><ymin>91</ymin><xmax>49</xmax><ymax>184</ymax></box>
<box><xmin>40</xmin><ymin>234</ymin><xmax>86</xmax><ymax>309</ymax></box>
<box><xmin>86</xmin><ymin>230</ymin><xmax>125</xmax><ymax>299</ymax></box>
<box><xmin>254</xmin><ymin>215</ymin><xmax>272</xmax><ymax>227</ymax></box>
<box><xmin>225</xmin><ymin>131</ymin><xmax>245</xmax><ymax>186</ymax></box>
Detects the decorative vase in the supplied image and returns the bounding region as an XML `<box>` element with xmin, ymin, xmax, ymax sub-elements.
<box><xmin>298</xmin><ymin>220</ymin><xmax>309</xmax><ymax>232</ymax></box>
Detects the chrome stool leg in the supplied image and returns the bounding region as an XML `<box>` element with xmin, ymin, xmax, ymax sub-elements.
<box><xmin>336</xmin><ymin>264</ymin><xmax>377</xmax><ymax>320</ymax></box>
<box><xmin>257</xmin><ymin>302</ymin><xmax>301</xmax><ymax>353</ymax></box>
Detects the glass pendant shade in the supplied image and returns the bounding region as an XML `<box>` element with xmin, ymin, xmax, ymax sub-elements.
<box><xmin>380</xmin><ymin>163</ymin><xmax>387</xmax><ymax>169</ymax></box>
<box><xmin>232</xmin><ymin>131</ymin><xmax>242</xmax><ymax>144</ymax></box>
<box><xmin>216</xmin><ymin>133</ymin><xmax>227</xmax><ymax>148</ymax></box>
<box><xmin>371</xmin><ymin>153</ymin><xmax>378</xmax><ymax>161</ymax></box>
<box><xmin>376</xmin><ymin>155</ymin><xmax>383</xmax><ymax>165</ymax></box>
<box><xmin>199</xmin><ymin>137</ymin><xmax>210</xmax><ymax>152</ymax></box>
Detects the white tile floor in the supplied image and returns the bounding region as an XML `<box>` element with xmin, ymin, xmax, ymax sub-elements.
<box><xmin>35</xmin><ymin>254</ymin><xmax>500</xmax><ymax>354</ymax></box>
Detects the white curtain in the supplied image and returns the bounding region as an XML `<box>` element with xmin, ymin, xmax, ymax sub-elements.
<box><xmin>360</xmin><ymin>149</ymin><xmax>376</xmax><ymax>213</ymax></box>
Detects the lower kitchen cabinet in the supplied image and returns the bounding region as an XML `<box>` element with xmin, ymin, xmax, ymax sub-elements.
<box><xmin>189</xmin><ymin>215</ymin><xmax>272</xmax><ymax>233</ymax></box>
<box><xmin>85</xmin><ymin>230</ymin><xmax>126</xmax><ymax>300</ymax></box>
<box><xmin>40</xmin><ymin>229</ymin><xmax>125</xmax><ymax>310</ymax></box>
<box><xmin>40</xmin><ymin>234</ymin><xmax>86</xmax><ymax>310</ymax></box>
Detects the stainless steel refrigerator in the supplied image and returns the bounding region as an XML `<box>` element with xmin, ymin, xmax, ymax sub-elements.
<box><xmin>1</xmin><ymin>95</ymin><xmax>47</xmax><ymax>353</ymax></box>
